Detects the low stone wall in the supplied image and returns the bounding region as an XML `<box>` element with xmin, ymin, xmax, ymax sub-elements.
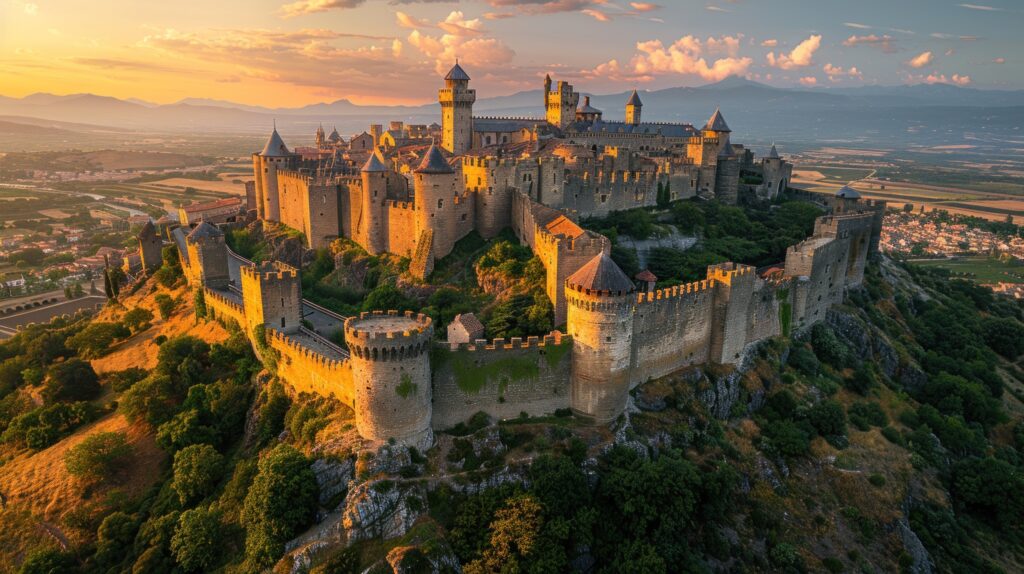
<box><xmin>204</xmin><ymin>288</ymin><xmax>245</xmax><ymax>325</ymax></box>
<box><xmin>430</xmin><ymin>333</ymin><xmax>572</xmax><ymax>429</ymax></box>
<box><xmin>268</xmin><ymin>330</ymin><xmax>355</xmax><ymax>409</ymax></box>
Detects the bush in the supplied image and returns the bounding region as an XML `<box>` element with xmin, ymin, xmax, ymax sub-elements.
<box><xmin>172</xmin><ymin>444</ymin><xmax>224</xmax><ymax>505</ymax></box>
<box><xmin>2</xmin><ymin>401</ymin><xmax>93</xmax><ymax>449</ymax></box>
<box><xmin>241</xmin><ymin>444</ymin><xmax>318</xmax><ymax>568</ymax></box>
<box><xmin>17</xmin><ymin>548</ymin><xmax>78</xmax><ymax>574</ymax></box>
<box><xmin>65</xmin><ymin>431</ymin><xmax>131</xmax><ymax>482</ymax></box>
<box><xmin>811</xmin><ymin>324</ymin><xmax>852</xmax><ymax>369</ymax></box>
<box><xmin>171</xmin><ymin>507</ymin><xmax>222</xmax><ymax>572</ymax></box>
<box><xmin>848</xmin><ymin>402</ymin><xmax>887</xmax><ymax>431</ymax></box>
<box><xmin>65</xmin><ymin>322</ymin><xmax>129</xmax><ymax>358</ymax></box>
<box><xmin>154</xmin><ymin>294</ymin><xmax>176</xmax><ymax>320</ymax></box>
<box><xmin>94</xmin><ymin>511</ymin><xmax>139</xmax><ymax>568</ymax></box>
<box><xmin>869</xmin><ymin>474</ymin><xmax>886</xmax><ymax>487</ymax></box>
<box><xmin>122</xmin><ymin>307</ymin><xmax>154</xmax><ymax>333</ymax></box>
<box><xmin>43</xmin><ymin>358</ymin><xmax>100</xmax><ymax>403</ymax></box>
<box><xmin>106</xmin><ymin>367</ymin><xmax>148</xmax><ymax>393</ymax></box>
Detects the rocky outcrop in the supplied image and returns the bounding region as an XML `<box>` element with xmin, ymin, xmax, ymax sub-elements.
<box><xmin>312</xmin><ymin>457</ymin><xmax>355</xmax><ymax>507</ymax></box>
<box><xmin>342</xmin><ymin>480</ymin><xmax>423</xmax><ymax>543</ymax></box>
<box><xmin>897</xmin><ymin>518</ymin><xmax>934</xmax><ymax>574</ymax></box>
<box><xmin>697</xmin><ymin>370</ymin><xmax>744</xmax><ymax>420</ymax></box>
<box><xmin>385</xmin><ymin>543</ymin><xmax>461</xmax><ymax>574</ymax></box>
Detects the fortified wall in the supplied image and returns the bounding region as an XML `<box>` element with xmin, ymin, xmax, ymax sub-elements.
<box><xmin>177</xmin><ymin>190</ymin><xmax>884</xmax><ymax>446</ymax></box>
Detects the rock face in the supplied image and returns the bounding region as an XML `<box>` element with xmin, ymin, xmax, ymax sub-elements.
<box><xmin>826</xmin><ymin>306</ymin><xmax>928</xmax><ymax>392</ymax></box>
<box><xmin>897</xmin><ymin>518</ymin><xmax>935</xmax><ymax>574</ymax></box>
<box><xmin>697</xmin><ymin>370</ymin><xmax>744</xmax><ymax>420</ymax></box>
<box><xmin>342</xmin><ymin>480</ymin><xmax>423</xmax><ymax>543</ymax></box>
<box><xmin>311</xmin><ymin>457</ymin><xmax>355</xmax><ymax>507</ymax></box>
<box><xmin>385</xmin><ymin>544</ymin><xmax>461</xmax><ymax>574</ymax></box>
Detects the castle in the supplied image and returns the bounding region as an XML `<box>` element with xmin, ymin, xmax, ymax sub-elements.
<box><xmin>169</xmin><ymin>63</ymin><xmax>881</xmax><ymax>448</ymax></box>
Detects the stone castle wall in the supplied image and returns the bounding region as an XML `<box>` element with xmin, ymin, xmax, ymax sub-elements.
<box><xmin>630</xmin><ymin>281</ymin><xmax>715</xmax><ymax>385</ymax></box>
<box><xmin>203</xmin><ymin>288</ymin><xmax>245</xmax><ymax>326</ymax></box>
<box><xmin>269</xmin><ymin>329</ymin><xmax>355</xmax><ymax>409</ymax></box>
<box><xmin>431</xmin><ymin>332</ymin><xmax>573</xmax><ymax>430</ymax></box>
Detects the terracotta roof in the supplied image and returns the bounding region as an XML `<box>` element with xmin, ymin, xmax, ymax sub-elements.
<box><xmin>544</xmin><ymin>215</ymin><xmax>585</xmax><ymax>239</ymax></box>
<box><xmin>181</xmin><ymin>197</ymin><xmax>242</xmax><ymax>214</ymax></box>
<box><xmin>635</xmin><ymin>269</ymin><xmax>657</xmax><ymax>282</ymax></box>
<box><xmin>566</xmin><ymin>253</ymin><xmax>635</xmax><ymax>294</ymax></box>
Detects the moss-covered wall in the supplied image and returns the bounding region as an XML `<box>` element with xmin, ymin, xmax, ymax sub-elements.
<box><xmin>430</xmin><ymin>337</ymin><xmax>572</xmax><ymax>430</ymax></box>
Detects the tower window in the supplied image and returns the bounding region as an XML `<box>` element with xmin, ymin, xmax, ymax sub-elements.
<box><xmin>437</xmin><ymin>199</ymin><xmax>444</xmax><ymax>209</ymax></box>
<box><xmin>281</xmin><ymin>317</ymin><xmax>286</xmax><ymax>328</ymax></box>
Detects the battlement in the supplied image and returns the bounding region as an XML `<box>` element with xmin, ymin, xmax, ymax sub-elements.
<box><xmin>241</xmin><ymin>260</ymin><xmax>299</xmax><ymax>282</ymax></box>
<box><xmin>447</xmin><ymin>330</ymin><xmax>568</xmax><ymax>352</ymax></box>
<box><xmin>707</xmin><ymin>262</ymin><xmax>756</xmax><ymax>284</ymax></box>
<box><xmin>344</xmin><ymin>310</ymin><xmax>433</xmax><ymax>341</ymax></box>
<box><xmin>386</xmin><ymin>199</ymin><xmax>414</xmax><ymax>210</ymax></box>
<box><xmin>266</xmin><ymin>328</ymin><xmax>349</xmax><ymax>370</ymax></box>
<box><xmin>473</xmin><ymin>115</ymin><xmax>545</xmax><ymax>122</ymax></box>
<box><xmin>636</xmin><ymin>279</ymin><xmax>713</xmax><ymax>303</ymax></box>
<box><xmin>204</xmin><ymin>288</ymin><xmax>244</xmax><ymax>314</ymax></box>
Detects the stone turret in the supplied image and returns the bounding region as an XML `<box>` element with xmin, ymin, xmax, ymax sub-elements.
<box><xmin>240</xmin><ymin>261</ymin><xmax>302</xmax><ymax>335</ymax></box>
<box><xmin>625</xmin><ymin>89</ymin><xmax>642</xmax><ymax>126</ymax></box>
<box><xmin>137</xmin><ymin>220</ymin><xmax>163</xmax><ymax>275</ymax></box>
<box><xmin>545</xmin><ymin>77</ymin><xmax>580</xmax><ymax>130</ymax></box>
<box><xmin>566</xmin><ymin>253</ymin><xmax>635</xmax><ymax>423</ymax></box>
<box><xmin>707</xmin><ymin>263</ymin><xmax>756</xmax><ymax>364</ymax></box>
<box><xmin>439</xmin><ymin>62</ymin><xmax>475</xmax><ymax>154</ymax></box>
<box><xmin>344</xmin><ymin>311</ymin><xmax>434</xmax><ymax>447</ymax></box>
<box><xmin>184</xmin><ymin>222</ymin><xmax>229</xmax><ymax>289</ymax></box>
<box><xmin>252</xmin><ymin>125</ymin><xmax>298</xmax><ymax>221</ymax></box>
<box><xmin>315</xmin><ymin>123</ymin><xmax>326</xmax><ymax>148</ymax></box>
<box><xmin>414</xmin><ymin>143</ymin><xmax>459</xmax><ymax>258</ymax></box>
<box><xmin>714</xmin><ymin>135</ymin><xmax>740</xmax><ymax>204</ymax></box>
<box><xmin>359</xmin><ymin>151</ymin><xmax>389</xmax><ymax>255</ymax></box>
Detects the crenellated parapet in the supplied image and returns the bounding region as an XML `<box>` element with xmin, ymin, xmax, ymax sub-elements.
<box><xmin>635</xmin><ymin>279</ymin><xmax>715</xmax><ymax>303</ymax></box>
<box><xmin>241</xmin><ymin>260</ymin><xmax>299</xmax><ymax>283</ymax></box>
<box><xmin>448</xmin><ymin>330</ymin><xmax>567</xmax><ymax>351</ymax></box>
<box><xmin>266</xmin><ymin>328</ymin><xmax>348</xmax><ymax>371</ymax></box>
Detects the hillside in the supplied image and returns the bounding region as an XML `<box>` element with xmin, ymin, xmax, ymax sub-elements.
<box><xmin>0</xmin><ymin>214</ymin><xmax>1022</xmax><ymax>573</ymax></box>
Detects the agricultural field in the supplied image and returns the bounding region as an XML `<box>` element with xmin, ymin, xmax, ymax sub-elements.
<box><xmin>909</xmin><ymin>256</ymin><xmax>1024</xmax><ymax>284</ymax></box>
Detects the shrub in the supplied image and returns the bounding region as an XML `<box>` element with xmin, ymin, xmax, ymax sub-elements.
<box><xmin>241</xmin><ymin>444</ymin><xmax>318</xmax><ymax>568</ymax></box>
<box><xmin>172</xmin><ymin>444</ymin><xmax>224</xmax><ymax>505</ymax></box>
<box><xmin>170</xmin><ymin>506</ymin><xmax>222</xmax><ymax>572</ymax></box>
<box><xmin>154</xmin><ymin>294</ymin><xmax>176</xmax><ymax>320</ymax></box>
<box><xmin>869</xmin><ymin>474</ymin><xmax>886</xmax><ymax>487</ymax></box>
<box><xmin>106</xmin><ymin>367</ymin><xmax>148</xmax><ymax>393</ymax></box>
<box><xmin>17</xmin><ymin>548</ymin><xmax>78</xmax><ymax>574</ymax></box>
<box><xmin>2</xmin><ymin>401</ymin><xmax>93</xmax><ymax>449</ymax></box>
<box><xmin>122</xmin><ymin>307</ymin><xmax>154</xmax><ymax>333</ymax></box>
<box><xmin>65</xmin><ymin>322</ymin><xmax>129</xmax><ymax>358</ymax></box>
<box><xmin>848</xmin><ymin>402</ymin><xmax>887</xmax><ymax>431</ymax></box>
<box><xmin>65</xmin><ymin>431</ymin><xmax>131</xmax><ymax>482</ymax></box>
<box><xmin>43</xmin><ymin>358</ymin><xmax>101</xmax><ymax>403</ymax></box>
<box><xmin>811</xmin><ymin>323</ymin><xmax>852</xmax><ymax>369</ymax></box>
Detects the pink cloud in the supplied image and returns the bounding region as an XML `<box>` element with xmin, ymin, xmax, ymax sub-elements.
<box><xmin>799</xmin><ymin>76</ymin><xmax>818</xmax><ymax>86</ymax></box>
<box><xmin>843</xmin><ymin>34</ymin><xmax>896</xmax><ymax>53</ymax></box>
<box><xmin>630</xmin><ymin>35</ymin><xmax>753</xmax><ymax>81</ymax></box>
<box><xmin>766</xmin><ymin>34</ymin><xmax>821</xmax><ymax>70</ymax></box>
<box><xmin>907</xmin><ymin>51</ymin><xmax>933</xmax><ymax>69</ymax></box>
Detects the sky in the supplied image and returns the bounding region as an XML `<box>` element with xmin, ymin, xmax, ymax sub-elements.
<box><xmin>0</xmin><ymin>0</ymin><xmax>1020</xmax><ymax>107</ymax></box>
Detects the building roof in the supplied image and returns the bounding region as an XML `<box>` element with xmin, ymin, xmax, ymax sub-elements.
<box><xmin>452</xmin><ymin>312</ymin><xmax>485</xmax><ymax>335</ymax></box>
<box><xmin>137</xmin><ymin>220</ymin><xmax>157</xmax><ymax>239</ymax></box>
<box><xmin>836</xmin><ymin>185</ymin><xmax>861</xmax><ymax>199</ymax></box>
<box><xmin>187</xmin><ymin>221</ymin><xmax>223</xmax><ymax>240</ymax></box>
<box><xmin>705</xmin><ymin>108</ymin><xmax>731</xmax><ymax>132</ymax></box>
<box><xmin>578</xmin><ymin>96</ymin><xmax>602</xmax><ymax>115</ymax></box>
<box><xmin>768</xmin><ymin>144</ymin><xmax>780</xmax><ymax>159</ymax></box>
<box><xmin>544</xmin><ymin>215</ymin><xmax>585</xmax><ymax>239</ymax></box>
<box><xmin>415</xmin><ymin>143</ymin><xmax>454</xmax><ymax>174</ymax></box>
<box><xmin>361</xmin><ymin>151</ymin><xmax>388</xmax><ymax>173</ymax></box>
<box><xmin>635</xmin><ymin>269</ymin><xmax>657</xmax><ymax>282</ymax></box>
<box><xmin>260</xmin><ymin>127</ymin><xmax>292</xmax><ymax>157</ymax></box>
<box><xmin>626</xmin><ymin>89</ymin><xmax>643</xmax><ymax>106</ymax></box>
<box><xmin>566</xmin><ymin>253</ymin><xmax>635</xmax><ymax>294</ymax></box>
<box><xmin>328</xmin><ymin>127</ymin><xmax>342</xmax><ymax>142</ymax></box>
<box><xmin>568</xmin><ymin>119</ymin><xmax>697</xmax><ymax>138</ymax></box>
<box><xmin>181</xmin><ymin>197</ymin><xmax>242</xmax><ymax>214</ymax></box>
<box><xmin>445</xmin><ymin>62</ymin><xmax>470</xmax><ymax>81</ymax></box>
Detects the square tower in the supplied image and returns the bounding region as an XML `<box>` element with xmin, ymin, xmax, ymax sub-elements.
<box><xmin>439</xmin><ymin>62</ymin><xmax>475</xmax><ymax>155</ymax></box>
<box><xmin>545</xmin><ymin>77</ymin><xmax>579</xmax><ymax>130</ymax></box>
<box><xmin>241</xmin><ymin>261</ymin><xmax>302</xmax><ymax>335</ymax></box>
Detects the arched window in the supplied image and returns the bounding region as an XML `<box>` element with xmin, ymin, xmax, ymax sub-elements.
<box><xmin>437</xmin><ymin>198</ymin><xmax>444</xmax><ymax>209</ymax></box>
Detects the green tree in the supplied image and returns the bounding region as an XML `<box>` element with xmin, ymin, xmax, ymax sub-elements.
<box><xmin>155</xmin><ymin>294</ymin><xmax>176</xmax><ymax>320</ymax></box>
<box><xmin>172</xmin><ymin>444</ymin><xmax>225</xmax><ymax>505</ymax></box>
<box><xmin>64</xmin><ymin>322</ymin><xmax>129</xmax><ymax>358</ymax></box>
<box><xmin>981</xmin><ymin>317</ymin><xmax>1024</xmax><ymax>358</ymax></box>
<box><xmin>17</xmin><ymin>548</ymin><xmax>78</xmax><ymax>574</ymax></box>
<box><xmin>193</xmin><ymin>289</ymin><xmax>207</xmax><ymax>320</ymax></box>
<box><xmin>64</xmin><ymin>431</ymin><xmax>131</xmax><ymax>482</ymax></box>
<box><xmin>94</xmin><ymin>511</ymin><xmax>139</xmax><ymax>568</ymax></box>
<box><xmin>361</xmin><ymin>284</ymin><xmax>415</xmax><ymax>313</ymax></box>
<box><xmin>241</xmin><ymin>444</ymin><xmax>318</xmax><ymax>568</ymax></box>
<box><xmin>465</xmin><ymin>494</ymin><xmax>544</xmax><ymax>574</ymax></box>
<box><xmin>171</xmin><ymin>506</ymin><xmax>222</xmax><ymax>572</ymax></box>
<box><xmin>43</xmin><ymin>358</ymin><xmax>100</xmax><ymax>403</ymax></box>
<box><xmin>122</xmin><ymin>307</ymin><xmax>154</xmax><ymax>333</ymax></box>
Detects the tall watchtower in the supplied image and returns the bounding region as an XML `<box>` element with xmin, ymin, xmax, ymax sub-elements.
<box><xmin>344</xmin><ymin>311</ymin><xmax>434</xmax><ymax>447</ymax></box>
<box><xmin>565</xmin><ymin>253</ymin><xmax>636</xmax><ymax>423</ymax></box>
<box><xmin>625</xmin><ymin>89</ymin><xmax>642</xmax><ymax>126</ymax></box>
<box><xmin>252</xmin><ymin>126</ymin><xmax>298</xmax><ymax>222</ymax></box>
<box><xmin>545</xmin><ymin>76</ymin><xmax>580</xmax><ymax>130</ymax></box>
<box><xmin>358</xmin><ymin>151</ymin><xmax>389</xmax><ymax>255</ymax></box>
<box><xmin>439</xmin><ymin>62</ymin><xmax>475</xmax><ymax>155</ymax></box>
<box><xmin>414</xmin><ymin>143</ymin><xmax>458</xmax><ymax>258</ymax></box>
<box><xmin>240</xmin><ymin>261</ymin><xmax>302</xmax><ymax>335</ymax></box>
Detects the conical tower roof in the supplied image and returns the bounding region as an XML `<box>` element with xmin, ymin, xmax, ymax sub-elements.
<box><xmin>138</xmin><ymin>220</ymin><xmax>157</xmax><ymax>239</ymax></box>
<box><xmin>836</xmin><ymin>185</ymin><xmax>861</xmax><ymax>199</ymax></box>
<box><xmin>566</xmin><ymin>253</ymin><xmax>635</xmax><ymax>294</ymax></box>
<box><xmin>445</xmin><ymin>61</ymin><xmax>470</xmax><ymax>81</ymax></box>
<box><xmin>705</xmin><ymin>108</ymin><xmax>731</xmax><ymax>132</ymax></box>
<box><xmin>328</xmin><ymin>126</ymin><xmax>341</xmax><ymax>142</ymax></box>
<box><xmin>626</xmin><ymin>89</ymin><xmax>642</xmax><ymax>106</ymax></box>
<box><xmin>361</xmin><ymin>151</ymin><xmax>388</xmax><ymax>173</ymax></box>
<box><xmin>415</xmin><ymin>143</ymin><xmax>453</xmax><ymax>174</ymax></box>
<box><xmin>260</xmin><ymin>126</ymin><xmax>291</xmax><ymax>157</ymax></box>
<box><xmin>768</xmin><ymin>144</ymin><xmax>780</xmax><ymax>159</ymax></box>
<box><xmin>187</xmin><ymin>220</ymin><xmax>223</xmax><ymax>240</ymax></box>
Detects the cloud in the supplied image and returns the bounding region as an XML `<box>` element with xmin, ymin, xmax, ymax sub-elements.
<box><xmin>842</xmin><ymin>34</ymin><xmax>896</xmax><ymax>53</ymax></box>
<box><xmin>279</xmin><ymin>0</ymin><xmax>365</xmax><ymax>18</ymax></box>
<box><xmin>396</xmin><ymin>11</ymin><xmax>431</xmax><ymax>29</ymax></box>
<box><xmin>907</xmin><ymin>51</ymin><xmax>933</xmax><ymax>68</ymax></box>
<box><xmin>582</xmin><ymin>9</ymin><xmax>611</xmax><ymax>21</ymax></box>
<box><xmin>766</xmin><ymin>34</ymin><xmax>821</xmax><ymax>70</ymax></box>
<box><xmin>630</xmin><ymin>35</ymin><xmax>753</xmax><ymax>81</ymax></box>
<box><xmin>706</xmin><ymin>5</ymin><xmax>732</xmax><ymax>12</ymax></box>
<box><xmin>760</xmin><ymin>39</ymin><xmax>778</xmax><ymax>47</ymax></box>
<box><xmin>578</xmin><ymin>58</ymin><xmax>653</xmax><ymax>83</ymax></box>
<box><xmin>844</xmin><ymin>22</ymin><xmax>871</xmax><ymax>29</ymax></box>
<box><xmin>994</xmin><ymin>57</ymin><xmax>1006</xmax><ymax>64</ymax></box>
<box><xmin>485</xmin><ymin>0</ymin><xmax>597</xmax><ymax>16</ymax></box>
<box><xmin>909</xmin><ymin>72</ymin><xmax>972</xmax><ymax>85</ymax></box>
<box><xmin>406</xmin><ymin>12</ymin><xmax>514</xmax><ymax>76</ymax></box>
<box><xmin>958</xmin><ymin>3</ymin><xmax>1000</xmax><ymax>10</ymax></box>
<box><xmin>23</xmin><ymin>2</ymin><xmax>38</xmax><ymax>16</ymax></box>
<box><xmin>437</xmin><ymin>11</ymin><xmax>486</xmax><ymax>35</ymax></box>
<box><xmin>799</xmin><ymin>76</ymin><xmax>818</xmax><ymax>86</ymax></box>
<box><xmin>392</xmin><ymin>39</ymin><xmax>403</xmax><ymax>58</ymax></box>
<box><xmin>629</xmin><ymin>2</ymin><xmax>660</xmax><ymax>11</ymax></box>
<box><xmin>823</xmin><ymin>63</ymin><xmax>862</xmax><ymax>81</ymax></box>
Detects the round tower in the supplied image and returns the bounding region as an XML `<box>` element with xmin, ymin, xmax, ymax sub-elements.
<box><xmin>253</xmin><ymin>126</ymin><xmax>296</xmax><ymax>222</ymax></box>
<box><xmin>566</xmin><ymin>253</ymin><xmax>636</xmax><ymax>423</ymax></box>
<box><xmin>344</xmin><ymin>311</ymin><xmax>434</xmax><ymax>447</ymax></box>
<box><xmin>359</xmin><ymin>151</ymin><xmax>389</xmax><ymax>255</ymax></box>
<box><xmin>414</xmin><ymin>143</ymin><xmax>458</xmax><ymax>257</ymax></box>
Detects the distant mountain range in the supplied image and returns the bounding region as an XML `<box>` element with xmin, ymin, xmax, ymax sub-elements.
<box><xmin>1</xmin><ymin>77</ymin><xmax>1023</xmax><ymax>148</ymax></box>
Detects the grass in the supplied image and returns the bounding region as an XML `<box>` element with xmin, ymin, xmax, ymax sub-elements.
<box><xmin>910</xmin><ymin>256</ymin><xmax>1024</xmax><ymax>284</ymax></box>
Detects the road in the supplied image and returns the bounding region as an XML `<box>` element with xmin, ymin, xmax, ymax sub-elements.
<box><xmin>0</xmin><ymin>296</ymin><xmax>106</xmax><ymax>339</ymax></box>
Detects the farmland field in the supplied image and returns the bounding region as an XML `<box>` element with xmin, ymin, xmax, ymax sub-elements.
<box><xmin>909</xmin><ymin>256</ymin><xmax>1024</xmax><ymax>284</ymax></box>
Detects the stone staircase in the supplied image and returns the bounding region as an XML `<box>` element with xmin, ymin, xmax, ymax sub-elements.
<box><xmin>409</xmin><ymin>229</ymin><xmax>434</xmax><ymax>279</ymax></box>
